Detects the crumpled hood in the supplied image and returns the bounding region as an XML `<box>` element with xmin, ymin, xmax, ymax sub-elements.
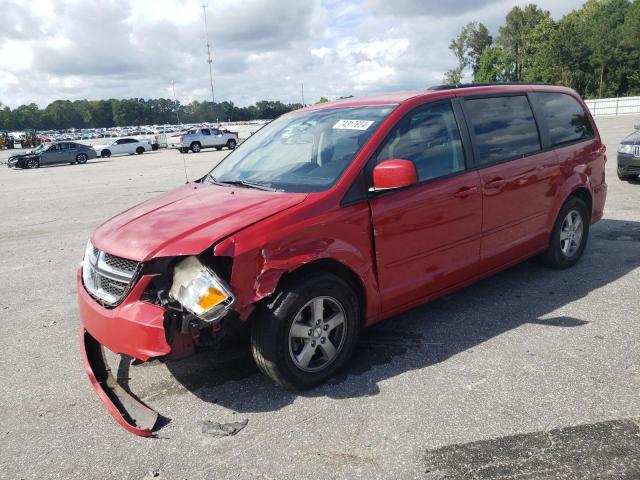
<box><xmin>92</xmin><ymin>183</ymin><xmax>307</xmax><ymax>261</ymax></box>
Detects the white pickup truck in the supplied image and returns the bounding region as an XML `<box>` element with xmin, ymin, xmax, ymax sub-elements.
<box><xmin>171</xmin><ymin>127</ymin><xmax>238</xmax><ymax>153</ymax></box>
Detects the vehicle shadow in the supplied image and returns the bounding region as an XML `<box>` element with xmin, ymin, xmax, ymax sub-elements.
<box><xmin>152</xmin><ymin>218</ymin><xmax>639</xmax><ymax>414</ymax></box>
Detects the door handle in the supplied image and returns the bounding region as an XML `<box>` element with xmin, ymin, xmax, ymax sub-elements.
<box><xmin>453</xmin><ymin>185</ymin><xmax>478</xmax><ymax>198</ymax></box>
<box><xmin>484</xmin><ymin>178</ymin><xmax>506</xmax><ymax>189</ymax></box>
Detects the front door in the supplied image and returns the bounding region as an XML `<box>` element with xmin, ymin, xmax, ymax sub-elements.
<box><xmin>461</xmin><ymin>94</ymin><xmax>559</xmax><ymax>271</ymax></box>
<box><xmin>368</xmin><ymin>100</ymin><xmax>483</xmax><ymax>313</ymax></box>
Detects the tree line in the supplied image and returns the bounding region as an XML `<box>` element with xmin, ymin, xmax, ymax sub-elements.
<box><xmin>0</xmin><ymin>98</ymin><xmax>304</xmax><ymax>130</ymax></box>
<box><xmin>444</xmin><ymin>0</ymin><xmax>640</xmax><ymax>99</ymax></box>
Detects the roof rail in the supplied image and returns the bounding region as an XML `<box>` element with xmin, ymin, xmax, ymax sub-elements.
<box><xmin>427</xmin><ymin>82</ymin><xmax>555</xmax><ymax>91</ymax></box>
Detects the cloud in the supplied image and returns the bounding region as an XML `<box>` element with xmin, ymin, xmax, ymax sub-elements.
<box><xmin>366</xmin><ymin>0</ymin><xmax>502</xmax><ymax>17</ymax></box>
<box><xmin>0</xmin><ymin>0</ymin><xmax>586</xmax><ymax>109</ymax></box>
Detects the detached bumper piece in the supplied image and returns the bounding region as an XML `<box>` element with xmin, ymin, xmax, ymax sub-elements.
<box><xmin>80</xmin><ymin>328</ymin><xmax>159</xmax><ymax>436</ymax></box>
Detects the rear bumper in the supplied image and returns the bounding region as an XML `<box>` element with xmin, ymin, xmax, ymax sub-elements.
<box><xmin>591</xmin><ymin>182</ymin><xmax>607</xmax><ymax>224</ymax></box>
<box><xmin>77</xmin><ymin>268</ymin><xmax>171</xmax><ymax>361</ymax></box>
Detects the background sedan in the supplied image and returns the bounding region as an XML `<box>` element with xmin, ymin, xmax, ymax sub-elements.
<box><xmin>8</xmin><ymin>142</ymin><xmax>97</xmax><ymax>169</ymax></box>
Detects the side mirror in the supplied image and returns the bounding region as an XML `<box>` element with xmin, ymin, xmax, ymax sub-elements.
<box><xmin>371</xmin><ymin>159</ymin><xmax>418</xmax><ymax>192</ymax></box>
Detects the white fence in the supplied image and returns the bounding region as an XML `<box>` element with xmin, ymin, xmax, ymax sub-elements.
<box><xmin>584</xmin><ymin>96</ymin><xmax>640</xmax><ymax>117</ymax></box>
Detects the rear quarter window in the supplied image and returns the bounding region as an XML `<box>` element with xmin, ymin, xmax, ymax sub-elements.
<box><xmin>530</xmin><ymin>92</ymin><xmax>594</xmax><ymax>146</ymax></box>
<box><xmin>463</xmin><ymin>95</ymin><xmax>541</xmax><ymax>166</ymax></box>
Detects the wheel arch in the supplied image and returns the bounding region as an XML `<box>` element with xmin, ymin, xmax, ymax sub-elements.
<box><xmin>276</xmin><ymin>258</ymin><xmax>366</xmax><ymax>326</ymax></box>
<box><xmin>569</xmin><ymin>186</ymin><xmax>593</xmax><ymax>220</ymax></box>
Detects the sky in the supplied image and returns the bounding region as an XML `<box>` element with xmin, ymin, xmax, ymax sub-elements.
<box><xmin>0</xmin><ymin>0</ymin><xmax>586</xmax><ymax>108</ymax></box>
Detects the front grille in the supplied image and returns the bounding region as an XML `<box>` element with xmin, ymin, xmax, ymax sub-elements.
<box><xmin>82</xmin><ymin>248</ymin><xmax>139</xmax><ymax>306</ymax></box>
<box><xmin>104</xmin><ymin>253</ymin><xmax>138</xmax><ymax>274</ymax></box>
<box><xmin>633</xmin><ymin>145</ymin><xmax>640</xmax><ymax>158</ymax></box>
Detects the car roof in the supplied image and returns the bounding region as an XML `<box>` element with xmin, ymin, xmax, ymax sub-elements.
<box><xmin>302</xmin><ymin>83</ymin><xmax>578</xmax><ymax>111</ymax></box>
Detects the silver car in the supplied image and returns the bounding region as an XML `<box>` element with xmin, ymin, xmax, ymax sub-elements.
<box><xmin>7</xmin><ymin>141</ymin><xmax>98</xmax><ymax>169</ymax></box>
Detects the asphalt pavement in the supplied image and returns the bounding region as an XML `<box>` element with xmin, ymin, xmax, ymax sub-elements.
<box><xmin>0</xmin><ymin>115</ymin><xmax>638</xmax><ymax>479</ymax></box>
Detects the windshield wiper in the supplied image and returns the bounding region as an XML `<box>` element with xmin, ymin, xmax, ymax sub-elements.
<box><xmin>214</xmin><ymin>178</ymin><xmax>277</xmax><ymax>192</ymax></box>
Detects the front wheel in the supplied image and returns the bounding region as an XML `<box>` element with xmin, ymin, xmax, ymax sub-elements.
<box><xmin>76</xmin><ymin>153</ymin><xmax>88</xmax><ymax>164</ymax></box>
<box><xmin>101</xmin><ymin>149</ymin><xmax>111</xmax><ymax>158</ymax></box>
<box><xmin>251</xmin><ymin>273</ymin><xmax>360</xmax><ymax>390</ymax></box>
<box><xmin>26</xmin><ymin>158</ymin><xmax>39</xmax><ymax>169</ymax></box>
<box><xmin>540</xmin><ymin>196</ymin><xmax>590</xmax><ymax>269</ymax></box>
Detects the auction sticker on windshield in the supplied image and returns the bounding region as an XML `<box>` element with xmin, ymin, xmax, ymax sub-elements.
<box><xmin>333</xmin><ymin>119</ymin><xmax>375</xmax><ymax>130</ymax></box>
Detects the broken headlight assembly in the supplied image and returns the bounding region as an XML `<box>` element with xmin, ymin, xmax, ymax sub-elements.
<box><xmin>169</xmin><ymin>256</ymin><xmax>235</xmax><ymax>323</ymax></box>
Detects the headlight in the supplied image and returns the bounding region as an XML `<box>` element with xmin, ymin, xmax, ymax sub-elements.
<box><xmin>618</xmin><ymin>144</ymin><xmax>634</xmax><ymax>154</ymax></box>
<box><xmin>169</xmin><ymin>256</ymin><xmax>235</xmax><ymax>323</ymax></box>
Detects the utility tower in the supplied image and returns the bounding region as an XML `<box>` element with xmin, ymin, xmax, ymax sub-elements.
<box><xmin>201</xmin><ymin>4</ymin><xmax>215</xmax><ymax>118</ymax></box>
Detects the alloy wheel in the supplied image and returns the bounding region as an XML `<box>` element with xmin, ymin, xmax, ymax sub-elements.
<box><xmin>288</xmin><ymin>296</ymin><xmax>347</xmax><ymax>372</ymax></box>
<box><xmin>560</xmin><ymin>209</ymin><xmax>583</xmax><ymax>256</ymax></box>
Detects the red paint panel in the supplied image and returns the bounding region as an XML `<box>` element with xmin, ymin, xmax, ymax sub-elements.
<box><xmin>92</xmin><ymin>183</ymin><xmax>306</xmax><ymax>262</ymax></box>
<box><xmin>369</xmin><ymin>171</ymin><xmax>483</xmax><ymax>313</ymax></box>
<box><xmin>479</xmin><ymin>151</ymin><xmax>560</xmax><ymax>270</ymax></box>
<box><xmin>77</xmin><ymin>269</ymin><xmax>170</xmax><ymax>361</ymax></box>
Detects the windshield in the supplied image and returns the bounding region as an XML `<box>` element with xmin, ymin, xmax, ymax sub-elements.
<box><xmin>32</xmin><ymin>144</ymin><xmax>47</xmax><ymax>153</ymax></box>
<box><xmin>205</xmin><ymin>105</ymin><xmax>396</xmax><ymax>192</ymax></box>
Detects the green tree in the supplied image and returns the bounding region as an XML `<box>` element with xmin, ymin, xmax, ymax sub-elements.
<box><xmin>496</xmin><ymin>4</ymin><xmax>550</xmax><ymax>81</ymax></box>
<box><xmin>446</xmin><ymin>21</ymin><xmax>493</xmax><ymax>83</ymax></box>
<box><xmin>475</xmin><ymin>47</ymin><xmax>514</xmax><ymax>83</ymax></box>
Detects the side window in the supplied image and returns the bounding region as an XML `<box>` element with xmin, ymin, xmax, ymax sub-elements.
<box><xmin>201</xmin><ymin>129</ymin><xmax>211</xmax><ymax>136</ymax></box>
<box><xmin>375</xmin><ymin>102</ymin><xmax>466</xmax><ymax>182</ymax></box>
<box><xmin>115</xmin><ymin>139</ymin><xmax>124</xmax><ymax>144</ymax></box>
<box><xmin>530</xmin><ymin>92</ymin><xmax>594</xmax><ymax>146</ymax></box>
<box><xmin>464</xmin><ymin>95</ymin><xmax>541</xmax><ymax>165</ymax></box>
<box><xmin>69</xmin><ymin>143</ymin><xmax>77</xmax><ymax>149</ymax></box>
<box><xmin>59</xmin><ymin>142</ymin><xmax>69</xmax><ymax>150</ymax></box>
<box><xmin>211</xmin><ymin>129</ymin><xmax>221</xmax><ymax>135</ymax></box>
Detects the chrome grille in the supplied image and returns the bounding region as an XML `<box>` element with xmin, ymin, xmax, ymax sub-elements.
<box><xmin>104</xmin><ymin>253</ymin><xmax>138</xmax><ymax>274</ymax></box>
<box><xmin>82</xmin><ymin>247</ymin><xmax>139</xmax><ymax>306</ymax></box>
<box><xmin>633</xmin><ymin>145</ymin><xmax>640</xmax><ymax>158</ymax></box>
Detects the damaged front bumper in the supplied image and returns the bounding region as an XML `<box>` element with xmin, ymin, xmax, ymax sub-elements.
<box><xmin>79</xmin><ymin>328</ymin><xmax>158</xmax><ymax>436</ymax></box>
<box><xmin>77</xmin><ymin>269</ymin><xmax>171</xmax><ymax>435</ymax></box>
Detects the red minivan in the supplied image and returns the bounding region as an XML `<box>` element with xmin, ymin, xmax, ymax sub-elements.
<box><xmin>78</xmin><ymin>84</ymin><xmax>607</xmax><ymax>435</ymax></box>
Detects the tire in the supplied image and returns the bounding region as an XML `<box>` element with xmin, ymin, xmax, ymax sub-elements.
<box><xmin>101</xmin><ymin>149</ymin><xmax>111</xmax><ymax>158</ymax></box>
<box><xmin>136</xmin><ymin>147</ymin><xmax>144</xmax><ymax>155</ymax></box>
<box><xmin>190</xmin><ymin>142</ymin><xmax>201</xmax><ymax>153</ymax></box>
<box><xmin>540</xmin><ymin>196</ymin><xmax>590</xmax><ymax>269</ymax></box>
<box><xmin>26</xmin><ymin>158</ymin><xmax>39</xmax><ymax>169</ymax></box>
<box><xmin>179</xmin><ymin>147</ymin><xmax>189</xmax><ymax>154</ymax></box>
<box><xmin>617</xmin><ymin>168</ymin><xmax>638</xmax><ymax>181</ymax></box>
<box><xmin>215</xmin><ymin>146</ymin><xmax>222</xmax><ymax>151</ymax></box>
<box><xmin>76</xmin><ymin>153</ymin><xmax>88</xmax><ymax>164</ymax></box>
<box><xmin>251</xmin><ymin>273</ymin><xmax>360</xmax><ymax>390</ymax></box>
<box><xmin>226</xmin><ymin>139</ymin><xmax>237</xmax><ymax>150</ymax></box>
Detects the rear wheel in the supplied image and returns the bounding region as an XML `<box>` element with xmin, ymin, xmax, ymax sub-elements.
<box><xmin>226</xmin><ymin>139</ymin><xmax>237</xmax><ymax>150</ymax></box>
<box><xmin>101</xmin><ymin>149</ymin><xmax>111</xmax><ymax>158</ymax></box>
<box><xmin>76</xmin><ymin>153</ymin><xmax>88</xmax><ymax>164</ymax></box>
<box><xmin>540</xmin><ymin>196</ymin><xmax>590</xmax><ymax>269</ymax></box>
<box><xmin>136</xmin><ymin>146</ymin><xmax>144</xmax><ymax>155</ymax></box>
<box><xmin>251</xmin><ymin>273</ymin><xmax>359</xmax><ymax>390</ymax></box>
<box><xmin>215</xmin><ymin>146</ymin><xmax>222</xmax><ymax>151</ymax></box>
<box><xmin>26</xmin><ymin>158</ymin><xmax>39</xmax><ymax>169</ymax></box>
<box><xmin>617</xmin><ymin>168</ymin><xmax>638</xmax><ymax>181</ymax></box>
<box><xmin>190</xmin><ymin>142</ymin><xmax>201</xmax><ymax>153</ymax></box>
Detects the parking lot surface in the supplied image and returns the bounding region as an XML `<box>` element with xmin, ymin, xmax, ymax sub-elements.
<box><xmin>0</xmin><ymin>116</ymin><xmax>639</xmax><ymax>479</ymax></box>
